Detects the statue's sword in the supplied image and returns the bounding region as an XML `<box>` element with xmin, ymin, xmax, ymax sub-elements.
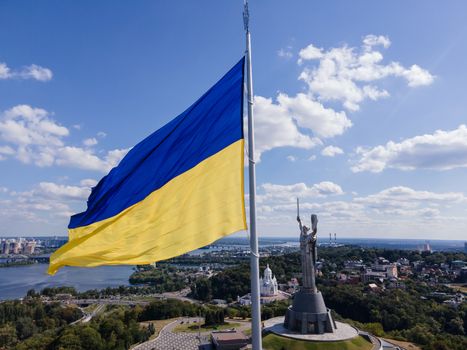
<box><xmin>297</xmin><ymin>197</ymin><xmax>300</xmax><ymax>219</ymax></box>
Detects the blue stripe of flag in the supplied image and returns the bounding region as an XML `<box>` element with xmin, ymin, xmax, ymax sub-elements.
<box><xmin>69</xmin><ymin>57</ymin><xmax>245</xmax><ymax>229</ymax></box>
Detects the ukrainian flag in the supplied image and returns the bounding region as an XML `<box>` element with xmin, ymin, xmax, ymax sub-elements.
<box><xmin>48</xmin><ymin>58</ymin><xmax>247</xmax><ymax>275</ymax></box>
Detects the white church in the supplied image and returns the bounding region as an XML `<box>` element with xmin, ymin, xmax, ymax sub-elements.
<box><xmin>238</xmin><ymin>264</ymin><xmax>289</xmax><ymax>306</ymax></box>
<box><xmin>260</xmin><ymin>264</ymin><xmax>278</xmax><ymax>296</ymax></box>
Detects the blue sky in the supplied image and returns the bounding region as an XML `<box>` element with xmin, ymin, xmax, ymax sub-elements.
<box><xmin>1</xmin><ymin>0</ymin><xmax>467</xmax><ymax>239</ymax></box>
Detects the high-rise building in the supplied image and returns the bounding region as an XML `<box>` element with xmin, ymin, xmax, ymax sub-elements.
<box><xmin>10</xmin><ymin>241</ymin><xmax>20</xmax><ymax>254</ymax></box>
<box><xmin>386</xmin><ymin>263</ymin><xmax>398</xmax><ymax>279</ymax></box>
<box><xmin>23</xmin><ymin>241</ymin><xmax>36</xmax><ymax>254</ymax></box>
<box><xmin>1</xmin><ymin>240</ymin><xmax>9</xmax><ymax>254</ymax></box>
<box><xmin>421</xmin><ymin>241</ymin><xmax>432</xmax><ymax>253</ymax></box>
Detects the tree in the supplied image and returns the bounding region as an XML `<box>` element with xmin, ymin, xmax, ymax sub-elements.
<box><xmin>0</xmin><ymin>324</ymin><xmax>17</xmax><ymax>348</ymax></box>
<box><xmin>447</xmin><ymin>317</ymin><xmax>465</xmax><ymax>335</ymax></box>
<box><xmin>78</xmin><ymin>326</ymin><xmax>104</xmax><ymax>350</ymax></box>
<box><xmin>204</xmin><ymin>310</ymin><xmax>213</xmax><ymax>326</ymax></box>
<box><xmin>56</xmin><ymin>332</ymin><xmax>82</xmax><ymax>350</ymax></box>
<box><xmin>191</xmin><ymin>278</ymin><xmax>212</xmax><ymax>301</ymax></box>
<box><xmin>15</xmin><ymin>317</ymin><xmax>36</xmax><ymax>340</ymax></box>
<box><xmin>27</xmin><ymin>289</ymin><xmax>39</xmax><ymax>298</ymax></box>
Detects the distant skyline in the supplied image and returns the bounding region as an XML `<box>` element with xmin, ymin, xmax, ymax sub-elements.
<box><xmin>1</xmin><ymin>1</ymin><xmax>467</xmax><ymax>239</ymax></box>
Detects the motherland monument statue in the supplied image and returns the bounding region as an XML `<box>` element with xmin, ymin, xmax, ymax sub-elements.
<box><xmin>284</xmin><ymin>199</ymin><xmax>337</xmax><ymax>334</ymax></box>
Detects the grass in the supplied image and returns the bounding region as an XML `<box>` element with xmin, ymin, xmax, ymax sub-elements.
<box><xmin>139</xmin><ymin>318</ymin><xmax>177</xmax><ymax>340</ymax></box>
<box><xmin>243</xmin><ymin>328</ymin><xmax>252</xmax><ymax>336</ymax></box>
<box><xmin>82</xmin><ymin>304</ymin><xmax>99</xmax><ymax>313</ymax></box>
<box><xmin>173</xmin><ymin>321</ymin><xmax>241</xmax><ymax>333</ymax></box>
<box><xmin>262</xmin><ymin>334</ymin><xmax>373</xmax><ymax>350</ymax></box>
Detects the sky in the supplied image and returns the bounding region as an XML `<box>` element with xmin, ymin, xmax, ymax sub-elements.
<box><xmin>1</xmin><ymin>1</ymin><xmax>467</xmax><ymax>240</ymax></box>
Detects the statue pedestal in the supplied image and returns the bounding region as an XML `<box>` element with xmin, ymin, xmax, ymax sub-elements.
<box><xmin>284</xmin><ymin>290</ymin><xmax>336</xmax><ymax>334</ymax></box>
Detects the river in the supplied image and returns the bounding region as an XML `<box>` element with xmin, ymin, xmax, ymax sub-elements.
<box><xmin>0</xmin><ymin>246</ymin><xmax>224</xmax><ymax>301</ymax></box>
<box><xmin>0</xmin><ymin>264</ymin><xmax>134</xmax><ymax>300</ymax></box>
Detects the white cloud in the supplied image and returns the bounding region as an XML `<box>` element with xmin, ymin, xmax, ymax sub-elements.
<box><xmin>254</xmin><ymin>182</ymin><xmax>467</xmax><ymax>238</ymax></box>
<box><xmin>0</xmin><ymin>63</ymin><xmax>11</xmax><ymax>79</ymax></box>
<box><xmin>97</xmin><ymin>131</ymin><xmax>107</xmax><ymax>138</ymax></box>
<box><xmin>83</xmin><ymin>137</ymin><xmax>98</xmax><ymax>147</ymax></box>
<box><xmin>362</xmin><ymin>34</ymin><xmax>391</xmax><ymax>50</ymax></box>
<box><xmin>278</xmin><ymin>48</ymin><xmax>293</xmax><ymax>59</ymax></box>
<box><xmin>56</xmin><ymin>146</ymin><xmax>129</xmax><ymax>172</ymax></box>
<box><xmin>0</xmin><ymin>145</ymin><xmax>15</xmax><ymax>155</ymax></box>
<box><xmin>19</xmin><ymin>64</ymin><xmax>53</xmax><ymax>81</ymax></box>
<box><xmin>253</xmin><ymin>34</ymin><xmax>432</xmax><ymax>160</ymax></box>
<box><xmin>297</xmin><ymin>34</ymin><xmax>434</xmax><ymax>111</ymax></box>
<box><xmin>0</xmin><ymin>180</ymin><xmax>95</xmax><ymax>228</ymax></box>
<box><xmin>260</xmin><ymin>181</ymin><xmax>344</xmax><ymax>204</ymax></box>
<box><xmin>352</xmin><ymin>186</ymin><xmax>466</xmax><ymax>221</ymax></box>
<box><xmin>252</xmin><ymin>96</ymin><xmax>321</xmax><ymax>161</ymax></box>
<box><xmin>298</xmin><ymin>44</ymin><xmax>323</xmax><ymax>63</ymax></box>
<box><xmin>277</xmin><ymin>93</ymin><xmax>352</xmax><ymax>138</ymax></box>
<box><xmin>355</xmin><ymin>186</ymin><xmax>465</xmax><ymax>208</ymax></box>
<box><xmin>352</xmin><ymin>125</ymin><xmax>467</xmax><ymax>172</ymax></box>
<box><xmin>0</xmin><ymin>62</ymin><xmax>52</xmax><ymax>81</ymax></box>
<box><xmin>2</xmin><ymin>105</ymin><xmax>69</xmax><ymax>144</ymax></box>
<box><xmin>308</xmin><ymin>155</ymin><xmax>317</xmax><ymax>161</ymax></box>
<box><xmin>0</xmin><ymin>105</ymin><xmax>129</xmax><ymax>172</ymax></box>
<box><xmin>321</xmin><ymin>145</ymin><xmax>344</xmax><ymax>157</ymax></box>
<box><xmin>402</xmin><ymin>64</ymin><xmax>435</xmax><ymax>87</ymax></box>
<box><xmin>286</xmin><ymin>155</ymin><xmax>297</xmax><ymax>162</ymax></box>
<box><xmin>37</xmin><ymin>182</ymin><xmax>90</xmax><ymax>200</ymax></box>
<box><xmin>80</xmin><ymin>178</ymin><xmax>98</xmax><ymax>187</ymax></box>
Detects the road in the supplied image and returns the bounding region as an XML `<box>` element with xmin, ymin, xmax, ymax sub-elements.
<box><xmin>71</xmin><ymin>304</ymin><xmax>106</xmax><ymax>325</ymax></box>
<box><xmin>64</xmin><ymin>288</ymin><xmax>198</xmax><ymax>307</ymax></box>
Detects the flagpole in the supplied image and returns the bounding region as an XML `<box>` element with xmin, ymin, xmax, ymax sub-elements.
<box><xmin>243</xmin><ymin>1</ymin><xmax>262</xmax><ymax>349</ymax></box>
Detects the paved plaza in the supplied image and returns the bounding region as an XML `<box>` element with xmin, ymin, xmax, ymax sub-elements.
<box><xmin>263</xmin><ymin>316</ymin><xmax>359</xmax><ymax>342</ymax></box>
<box><xmin>133</xmin><ymin>317</ymin><xmax>250</xmax><ymax>350</ymax></box>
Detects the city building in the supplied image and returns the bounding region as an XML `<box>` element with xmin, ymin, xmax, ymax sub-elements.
<box><xmin>361</xmin><ymin>270</ymin><xmax>386</xmax><ymax>283</ymax></box>
<box><xmin>1</xmin><ymin>240</ymin><xmax>9</xmax><ymax>254</ymax></box>
<box><xmin>211</xmin><ymin>330</ymin><xmax>249</xmax><ymax>350</ymax></box>
<box><xmin>23</xmin><ymin>241</ymin><xmax>36</xmax><ymax>254</ymax></box>
<box><xmin>420</xmin><ymin>241</ymin><xmax>432</xmax><ymax>253</ymax></box>
<box><xmin>386</xmin><ymin>264</ymin><xmax>398</xmax><ymax>279</ymax></box>
<box><xmin>10</xmin><ymin>241</ymin><xmax>20</xmax><ymax>254</ymax></box>
<box><xmin>344</xmin><ymin>260</ymin><xmax>365</xmax><ymax>271</ymax></box>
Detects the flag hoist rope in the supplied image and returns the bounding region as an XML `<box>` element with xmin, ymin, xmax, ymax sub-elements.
<box><xmin>244</xmin><ymin>1</ymin><xmax>262</xmax><ymax>349</ymax></box>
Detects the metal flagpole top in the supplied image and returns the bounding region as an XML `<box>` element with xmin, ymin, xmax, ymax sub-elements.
<box><xmin>243</xmin><ymin>0</ymin><xmax>250</xmax><ymax>31</ymax></box>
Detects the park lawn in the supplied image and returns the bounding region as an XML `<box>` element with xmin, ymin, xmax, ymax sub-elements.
<box><xmin>139</xmin><ymin>318</ymin><xmax>178</xmax><ymax>340</ymax></box>
<box><xmin>243</xmin><ymin>328</ymin><xmax>252</xmax><ymax>336</ymax></box>
<box><xmin>262</xmin><ymin>334</ymin><xmax>373</xmax><ymax>350</ymax></box>
<box><xmin>173</xmin><ymin>321</ymin><xmax>241</xmax><ymax>333</ymax></box>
